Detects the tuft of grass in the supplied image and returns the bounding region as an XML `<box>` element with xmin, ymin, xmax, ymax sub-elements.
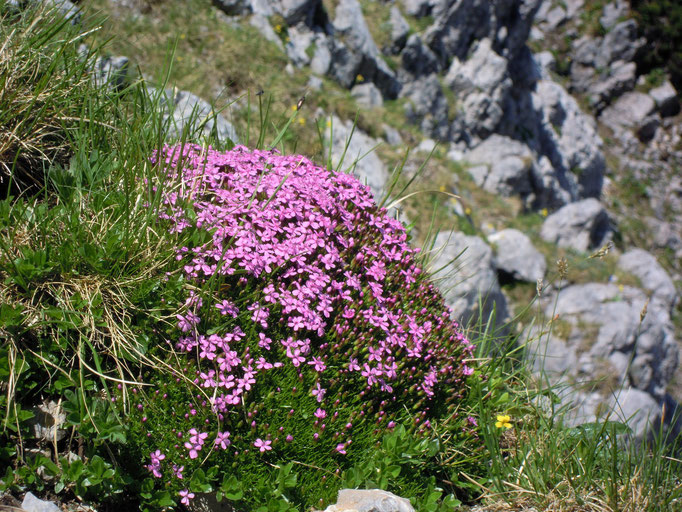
<box><xmin>0</xmin><ymin>2</ymin><xmax>115</xmax><ymax>193</ymax></box>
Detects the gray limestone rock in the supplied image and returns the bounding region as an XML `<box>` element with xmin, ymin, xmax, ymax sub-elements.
<box><xmin>526</xmin><ymin>281</ymin><xmax>680</xmax><ymax>440</ymax></box>
<box><xmin>330</xmin><ymin>0</ymin><xmax>401</xmax><ymax>99</ymax></box>
<box><xmin>489</xmin><ymin>228</ymin><xmax>547</xmax><ymax>282</ymax></box>
<box><xmin>249</xmin><ymin>14</ymin><xmax>283</xmax><ymax>49</ymax></box>
<box><xmin>92</xmin><ymin>55</ymin><xmax>129</xmax><ymax>90</ymax></box>
<box><xmin>540</xmin><ymin>198</ymin><xmax>610</xmax><ymax>252</ymax></box>
<box><xmin>285</xmin><ymin>25</ymin><xmax>314</xmax><ymax>67</ymax></box>
<box><xmin>351</xmin><ymin>82</ymin><xmax>383</xmax><ymax>108</ymax></box>
<box><xmin>463</xmin><ymin>135</ymin><xmax>535</xmax><ymax>201</ymax></box>
<box><xmin>310</xmin><ymin>33</ymin><xmax>332</xmax><ymax>75</ymax></box>
<box><xmin>383</xmin><ymin>125</ymin><xmax>403</xmax><ymax>146</ymax></box>
<box><xmin>400</xmin><ymin>74</ymin><xmax>450</xmax><ymax>141</ymax></box>
<box><xmin>327</xmin><ymin>41</ymin><xmax>364</xmax><ymax>89</ymax></box>
<box><xmin>445</xmin><ymin>39</ymin><xmax>512</xmax><ymax>141</ymax></box>
<box><xmin>649</xmin><ymin>81</ymin><xmax>680</xmax><ymax>118</ymax></box>
<box><xmin>385</xmin><ymin>6</ymin><xmax>410</xmax><ymax>55</ymax></box>
<box><xmin>523</xmin><ymin>325</ymin><xmax>577</xmax><ymax>376</ymax></box>
<box><xmin>600</xmin><ymin>91</ymin><xmax>657</xmax><ymax>138</ymax></box>
<box><xmin>586</xmin><ymin>60</ymin><xmax>637</xmax><ymax>112</ymax></box>
<box><xmin>429</xmin><ymin>231</ymin><xmax>508</xmax><ymax>328</ymax></box>
<box><xmin>547</xmin><ymin>283</ymin><xmax>678</xmax><ymax>400</ymax></box>
<box><xmin>400</xmin><ymin>0</ymin><xmax>438</xmax><ymax>18</ymax></box>
<box><xmin>542</xmin><ymin>5</ymin><xmax>567</xmax><ymax>30</ymax></box>
<box><xmin>531</xmin><ymin>80</ymin><xmax>605</xmax><ymax>201</ymax></box>
<box><xmin>27</xmin><ymin>400</ymin><xmax>66</xmax><ymax>443</ymax></box>
<box><xmin>423</xmin><ymin>0</ymin><xmax>541</xmax><ymax>66</ymax></box>
<box><xmin>211</xmin><ymin>0</ymin><xmax>251</xmax><ymax>15</ymax></box>
<box><xmin>42</xmin><ymin>0</ymin><xmax>80</xmax><ymax>23</ymax></box>
<box><xmin>607</xmin><ymin>387</ymin><xmax>663</xmax><ymax>439</ymax></box>
<box><xmin>600</xmin><ymin>0</ymin><xmax>628</xmax><ymax>31</ymax></box>
<box><xmin>595</xmin><ymin>19</ymin><xmax>643</xmax><ymax>69</ymax></box>
<box><xmin>618</xmin><ymin>249</ymin><xmax>679</xmax><ymax>312</ymax></box>
<box><xmin>400</xmin><ymin>34</ymin><xmax>440</xmax><ymax>78</ymax></box>
<box><xmin>334</xmin><ymin>0</ymin><xmax>379</xmax><ymax>58</ymax></box>
<box><xmin>323</xmin><ymin>489</ymin><xmax>414</xmax><ymax>512</ymax></box>
<box><xmin>274</xmin><ymin>0</ymin><xmax>320</xmax><ymax>25</ymax></box>
<box><xmin>327</xmin><ymin>115</ymin><xmax>388</xmax><ymax>201</ymax></box>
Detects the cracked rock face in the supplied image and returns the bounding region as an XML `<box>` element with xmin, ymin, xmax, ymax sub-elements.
<box><xmin>525</xmin><ymin>282</ymin><xmax>680</xmax><ymax>440</ymax></box>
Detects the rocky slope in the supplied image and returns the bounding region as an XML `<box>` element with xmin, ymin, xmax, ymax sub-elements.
<box><xmin>45</xmin><ymin>0</ymin><xmax>681</xmax><ymax>440</ymax></box>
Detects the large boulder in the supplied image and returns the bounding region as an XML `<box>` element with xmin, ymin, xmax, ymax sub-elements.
<box><xmin>429</xmin><ymin>231</ymin><xmax>508</xmax><ymax>328</ymax></box>
<box><xmin>649</xmin><ymin>81</ymin><xmax>680</xmax><ymax>118</ymax></box>
<box><xmin>331</xmin><ymin>0</ymin><xmax>401</xmax><ymax>99</ymax></box>
<box><xmin>540</xmin><ymin>198</ymin><xmax>610</xmax><ymax>252</ymax></box>
<box><xmin>326</xmin><ymin>115</ymin><xmax>388</xmax><ymax>201</ymax></box>
<box><xmin>489</xmin><ymin>228</ymin><xmax>546</xmax><ymax>282</ymax></box>
<box><xmin>600</xmin><ymin>92</ymin><xmax>657</xmax><ymax>132</ymax></box>
<box><xmin>463</xmin><ymin>135</ymin><xmax>535</xmax><ymax>202</ymax></box>
<box><xmin>618</xmin><ymin>249</ymin><xmax>679</xmax><ymax>312</ymax></box>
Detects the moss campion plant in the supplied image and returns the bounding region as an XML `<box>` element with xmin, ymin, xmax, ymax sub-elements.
<box><xmin>125</xmin><ymin>144</ymin><xmax>476</xmax><ymax>509</ymax></box>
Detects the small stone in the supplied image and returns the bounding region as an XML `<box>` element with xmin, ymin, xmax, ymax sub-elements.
<box><xmin>323</xmin><ymin>489</ymin><xmax>415</xmax><ymax>512</ymax></box>
<box><xmin>21</xmin><ymin>492</ymin><xmax>60</xmax><ymax>512</ymax></box>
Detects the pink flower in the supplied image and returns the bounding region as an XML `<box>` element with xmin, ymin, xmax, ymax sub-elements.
<box><xmin>172</xmin><ymin>464</ymin><xmax>184</xmax><ymax>479</ymax></box>
<box><xmin>179</xmin><ymin>489</ymin><xmax>195</xmax><ymax>506</ymax></box>
<box><xmin>335</xmin><ymin>443</ymin><xmax>347</xmax><ymax>455</ymax></box>
<box><xmin>254</xmin><ymin>438</ymin><xmax>272</xmax><ymax>452</ymax></box>
<box><xmin>314</xmin><ymin>408</ymin><xmax>327</xmax><ymax>419</ymax></box>
<box><xmin>311</xmin><ymin>382</ymin><xmax>326</xmax><ymax>403</ymax></box>
<box><xmin>214</xmin><ymin>431</ymin><xmax>231</xmax><ymax>449</ymax></box>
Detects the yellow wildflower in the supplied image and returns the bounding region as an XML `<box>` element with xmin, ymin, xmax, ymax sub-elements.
<box><xmin>495</xmin><ymin>414</ymin><xmax>512</xmax><ymax>429</ymax></box>
<box><xmin>541</xmin><ymin>208</ymin><xmax>548</xmax><ymax>217</ymax></box>
<box><xmin>356</xmin><ymin>74</ymin><xmax>364</xmax><ymax>83</ymax></box>
<box><xmin>275</xmin><ymin>24</ymin><xmax>282</xmax><ymax>33</ymax></box>
<box><xmin>298</xmin><ymin>117</ymin><xmax>306</xmax><ymax>126</ymax></box>
<box><xmin>179</xmin><ymin>33</ymin><xmax>186</xmax><ymax>40</ymax></box>
<box><xmin>464</xmin><ymin>207</ymin><xmax>472</xmax><ymax>216</ymax></box>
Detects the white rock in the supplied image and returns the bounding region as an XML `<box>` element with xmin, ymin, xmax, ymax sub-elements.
<box><xmin>22</xmin><ymin>492</ymin><xmax>60</xmax><ymax>512</ymax></box>
<box><xmin>540</xmin><ymin>198</ymin><xmax>610</xmax><ymax>252</ymax></box>
<box><xmin>323</xmin><ymin>489</ymin><xmax>414</xmax><ymax>512</ymax></box>
<box><xmin>489</xmin><ymin>228</ymin><xmax>546</xmax><ymax>282</ymax></box>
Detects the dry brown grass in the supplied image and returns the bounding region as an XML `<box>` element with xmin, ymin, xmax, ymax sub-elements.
<box><xmin>0</xmin><ymin>5</ymin><xmax>104</xmax><ymax>192</ymax></box>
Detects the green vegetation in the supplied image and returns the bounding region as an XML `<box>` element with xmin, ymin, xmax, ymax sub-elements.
<box><xmin>630</xmin><ymin>0</ymin><xmax>682</xmax><ymax>90</ymax></box>
<box><xmin>0</xmin><ymin>2</ymin><xmax>681</xmax><ymax>512</ymax></box>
